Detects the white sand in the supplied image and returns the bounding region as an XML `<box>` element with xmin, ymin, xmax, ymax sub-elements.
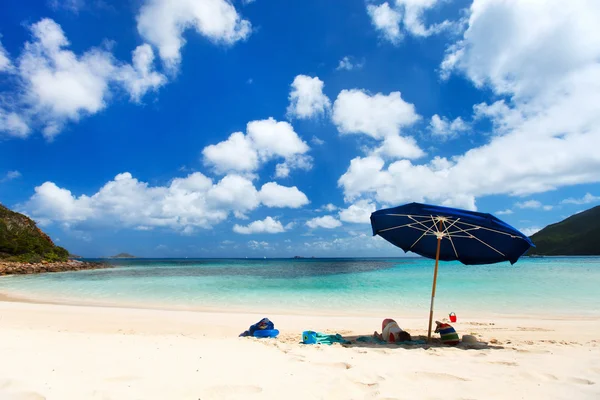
<box><xmin>0</xmin><ymin>300</ymin><xmax>598</xmax><ymax>400</ymax></box>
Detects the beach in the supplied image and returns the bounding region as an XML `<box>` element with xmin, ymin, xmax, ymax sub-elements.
<box><xmin>0</xmin><ymin>258</ymin><xmax>599</xmax><ymax>399</ymax></box>
<box><xmin>0</xmin><ymin>298</ymin><xmax>598</xmax><ymax>400</ymax></box>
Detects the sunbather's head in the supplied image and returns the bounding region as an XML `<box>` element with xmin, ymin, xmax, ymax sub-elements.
<box><xmin>398</xmin><ymin>331</ymin><xmax>412</xmax><ymax>342</ymax></box>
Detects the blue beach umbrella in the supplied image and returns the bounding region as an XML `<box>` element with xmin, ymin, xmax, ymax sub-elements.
<box><xmin>370</xmin><ymin>202</ymin><xmax>534</xmax><ymax>340</ymax></box>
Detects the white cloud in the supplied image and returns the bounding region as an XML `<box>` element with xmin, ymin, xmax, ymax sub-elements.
<box><xmin>233</xmin><ymin>216</ymin><xmax>285</xmax><ymax>234</ymax></box>
<box><xmin>0</xmin><ymin>170</ymin><xmax>22</xmax><ymax>183</ymax></box>
<box><xmin>336</xmin><ymin>56</ymin><xmax>364</xmax><ymax>71</ymax></box>
<box><xmin>338</xmin><ymin>199</ymin><xmax>376</xmax><ymax>224</ymax></box>
<box><xmin>429</xmin><ymin>114</ymin><xmax>468</xmax><ymax>138</ymax></box>
<box><xmin>203</xmin><ymin>117</ymin><xmax>310</xmax><ymax>176</ymax></box>
<box><xmin>333</xmin><ymin>90</ymin><xmax>419</xmax><ymax>139</ymax></box>
<box><xmin>561</xmin><ymin>193</ymin><xmax>600</xmax><ymax>205</ymax></box>
<box><xmin>0</xmin><ymin>110</ymin><xmax>30</xmax><ymax>138</ymax></box>
<box><xmin>367</xmin><ymin>3</ymin><xmax>402</xmax><ymax>44</ymax></box>
<box><xmin>286</xmin><ymin>75</ymin><xmax>331</xmax><ymax>119</ymax></box>
<box><xmin>117</xmin><ymin>44</ymin><xmax>167</xmax><ymax>102</ymax></box>
<box><xmin>316</xmin><ymin>203</ymin><xmax>338</xmax><ymax>212</ymax></box>
<box><xmin>1</xmin><ymin>19</ymin><xmax>166</xmax><ymax>139</ymax></box>
<box><xmin>495</xmin><ymin>209</ymin><xmax>513</xmax><ymax>216</ymax></box>
<box><xmin>367</xmin><ymin>0</ymin><xmax>453</xmax><ymax>45</ymax></box>
<box><xmin>515</xmin><ymin>200</ymin><xmax>542</xmax><ymax>209</ymax></box>
<box><xmin>332</xmin><ymin>89</ymin><xmax>424</xmax><ymax>159</ymax></box>
<box><xmin>21</xmin><ymin>172</ymin><xmax>307</xmax><ymax>233</ymax></box>
<box><xmin>258</xmin><ymin>182</ymin><xmax>309</xmax><ymax>208</ymax></box>
<box><xmin>247</xmin><ymin>117</ymin><xmax>310</xmax><ymax>159</ymax></box>
<box><xmin>306</xmin><ymin>215</ymin><xmax>342</xmax><ymax>229</ymax></box>
<box><xmin>372</xmin><ymin>134</ymin><xmax>425</xmax><ymax>160</ymax></box>
<box><xmin>340</xmin><ymin>1</ymin><xmax>600</xmax><ymax>212</ymax></box>
<box><xmin>520</xmin><ymin>227</ymin><xmax>541</xmax><ymax>237</ymax></box>
<box><xmin>275</xmin><ymin>154</ymin><xmax>312</xmax><ymax>178</ymax></box>
<box><xmin>136</xmin><ymin>0</ymin><xmax>251</xmax><ymax>70</ymax></box>
<box><xmin>17</xmin><ymin>19</ymin><xmax>116</xmax><ymax>137</ymax></box>
<box><xmin>202</xmin><ymin>131</ymin><xmax>258</xmax><ymax>174</ymax></box>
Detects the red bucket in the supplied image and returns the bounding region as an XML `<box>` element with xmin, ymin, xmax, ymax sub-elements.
<box><xmin>449</xmin><ymin>312</ymin><xmax>457</xmax><ymax>323</ymax></box>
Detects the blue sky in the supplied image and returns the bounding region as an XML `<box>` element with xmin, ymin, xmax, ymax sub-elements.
<box><xmin>1</xmin><ymin>0</ymin><xmax>599</xmax><ymax>257</ymax></box>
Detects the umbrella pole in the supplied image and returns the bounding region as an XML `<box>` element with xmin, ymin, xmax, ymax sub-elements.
<box><xmin>427</xmin><ymin>221</ymin><xmax>443</xmax><ymax>342</ymax></box>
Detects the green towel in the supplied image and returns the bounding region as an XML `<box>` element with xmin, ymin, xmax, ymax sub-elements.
<box><xmin>305</xmin><ymin>332</ymin><xmax>351</xmax><ymax>345</ymax></box>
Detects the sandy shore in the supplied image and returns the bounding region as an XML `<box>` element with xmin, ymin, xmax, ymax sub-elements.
<box><xmin>0</xmin><ymin>300</ymin><xmax>598</xmax><ymax>400</ymax></box>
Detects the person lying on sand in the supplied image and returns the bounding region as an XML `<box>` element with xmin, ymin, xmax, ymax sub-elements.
<box><xmin>373</xmin><ymin>318</ymin><xmax>412</xmax><ymax>343</ymax></box>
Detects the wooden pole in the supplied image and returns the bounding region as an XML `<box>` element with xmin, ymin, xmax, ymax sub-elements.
<box><xmin>427</xmin><ymin>220</ymin><xmax>444</xmax><ymax>341</ymax></box>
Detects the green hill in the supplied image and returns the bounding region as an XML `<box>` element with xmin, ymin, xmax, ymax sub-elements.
<box><xmin>529</xmin><ymin>205</ymin><xmax>600</xmax><ymax>255</ymax></box>
<box><xmin>0</xmin><ymin>203</ymin><xmax>69</xmax><ymax>263</ymax></box>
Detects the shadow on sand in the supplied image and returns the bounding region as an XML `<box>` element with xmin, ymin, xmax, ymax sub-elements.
<box><xmin>339</xmin><ymin>334</ymin><xmax>505</xmax><ymax>351</ymax></box>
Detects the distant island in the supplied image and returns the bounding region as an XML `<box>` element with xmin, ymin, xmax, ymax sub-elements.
<box><xmin>109</xmin><ymin>253</ymin><xmax>137</xmax><ymax>259</ymax></box>
<box><xmin>528</xmin><ymin>205</ymin><xmax>600</xmax><ymax>256</ymax></box>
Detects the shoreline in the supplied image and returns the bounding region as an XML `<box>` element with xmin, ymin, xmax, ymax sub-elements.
<box><xmin>1</xmin><ymin>289</ymin><xmax>599</xmax><ymax>321</ymax></box>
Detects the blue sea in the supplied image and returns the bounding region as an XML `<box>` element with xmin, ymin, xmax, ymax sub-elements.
<box><xmin>0</xmin><ymin>257</ymin><xmax>599</xmax><ymax>316</ymax></box>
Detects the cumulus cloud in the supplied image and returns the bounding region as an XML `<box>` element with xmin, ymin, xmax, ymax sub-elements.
<box><xmin>1</xmin><ymin>19</ymin><xmax>166</xmax><ymax>139</ymax></box>
<box><xmin>286</xmin><ymin>75</ymin><xmax>331</xmax><ymax>119</ymax></box>
<box><xmin>333</xmin><ymin>90</ymin><xmax>419</xmax><ymax>139</ymax></box>
<box><xmin>202</xmin><ymin>131</ymin><xmax>259</xmax><ymax>174</ymax></box>
<box><xmin>306</xmin><ymin>215</ymin><xmax>342</xmax><ymax>229</ymax></box>
<box><xmin>233</xmin><ymin>216</ymin><xmax>286</xmax><ymax>234</ymax></box>
<box><xmin>561</xmin><ymin>193</ymin><xmax>600</xmax><ymax>205</ymax></box>
<box><xmin>332</xmin><ymin>89</ymin><xmax>424</xmax><ymax>159</ymax></box>
<box><xmin>367</xmin><ymin>0</ymin><xmax>453</xmax><ymax>44</ymax></box>
<box><xmin>338</xmin><ymin>199</ymin><xmax>376</xmax><ymax>224</ymax></box>
<box><xmin>21</xmin><ymin>172</ymin><xmax>309</xmax><ymax>233</ymax></box>
<box><xmin>258</xmin><ymin>182</ymin><xmax>309</xmax><ymax>208</ymax></box>
<box><xmin>336</xmin><ymin>56</ymin><xmax>364</xmax><ymax>71</ymax></box>
<box><xmin>339</xmin><ymin>1</ymin><xmax>600</xmax><ymax>213</ymax></box>
<box><xmin>203</xmin><ymin>117</ymin><xmax>311</xmax><ymax>177</ymax></box>
<box><xmin>136</xmin><ymin>0</ymin><xmax>251</xmax><ymax>70</ymax></box>
<box><xmin>117</xmin><ymin>44</ymin><xmax>167</xmax><ymax>102</ymax></box>
<box><xmin>367</xmin><ymin>3</ymin><xmax>403</xmax><ymax>44</ymax></box>
<box><xmin>429</xmin><ymin>114</ymin><xmax>468</xmax><ymax>138</ymax></box>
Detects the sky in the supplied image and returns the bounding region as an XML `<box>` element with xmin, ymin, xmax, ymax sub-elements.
<box><xmin>1</xmin><ymin>0</ymin><xmax>599</xmax><ymax>258</ymax></box>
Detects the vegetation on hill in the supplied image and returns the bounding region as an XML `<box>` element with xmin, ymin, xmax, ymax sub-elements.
<box><xmin>0</xmin><ymin>203</ymin><xmax>69</xmax><ymax>263</ymax></box>
<box><xmin>528</xmin><ymin>205</ymin><xmax>600</xmax><ymax>256</ymax></box>
<box><xmin>110</xmin><ymin>253</ymin><xmax>136</xmax><ymax>258</ymax></box>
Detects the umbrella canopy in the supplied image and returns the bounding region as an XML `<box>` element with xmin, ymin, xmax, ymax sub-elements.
<box><xmin>370</xmin><ymin>202</ymin><xmax>534</xmax><ymax>340</ymax></box>
<box><xmin>371</xmin><ymin>203</ymin><xmax>534</xmax><ymax>265</ymax></box>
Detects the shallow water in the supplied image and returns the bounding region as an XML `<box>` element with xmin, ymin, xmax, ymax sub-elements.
<box><xmin>0</xmin><ymin>257</ymin><xmax>598</xmax><ymax>316</ymax></box>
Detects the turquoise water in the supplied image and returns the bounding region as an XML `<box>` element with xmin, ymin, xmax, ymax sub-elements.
<box><xmin>0</xmin><ymin>257</ymin><xmax>599</xmax><ymax>316</ymax></box>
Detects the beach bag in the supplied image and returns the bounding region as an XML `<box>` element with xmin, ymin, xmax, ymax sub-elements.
<box><xmin>239</xmin><ymin>318</ymin><xmax>276</xmax><ymax>337</ymax></box>
<box><xmin>435</xmin><ymin>321</ymin><xmax>459</xmax><ymax>345</ymax></box>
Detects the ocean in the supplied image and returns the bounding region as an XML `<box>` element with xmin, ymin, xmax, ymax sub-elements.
<box><xmin>0</xmin><ymin>257</ymin><xmax>598</xmax><ymax>316</ymax></box>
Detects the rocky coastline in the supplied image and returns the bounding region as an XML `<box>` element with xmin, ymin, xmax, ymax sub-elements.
<box><xmin>0</xmin><ymin>260</ymin><xmax>110</xmax><ymax>276</ymax></box>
